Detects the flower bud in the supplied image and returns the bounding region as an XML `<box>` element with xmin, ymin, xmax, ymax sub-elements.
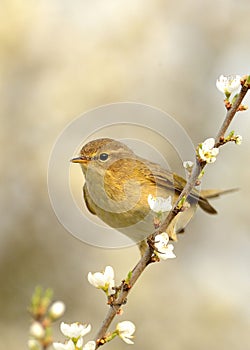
<box><xmin>116</xmin><ymin>321</ymin><xmax>135</xmax><ymax>344</ymax></box>
<box><xmin>235</xmin><ymin>135</ymin><xmax>242</xmax><ymax>145</ymax></box>
<box><xmin>29</xmin><ymin>322</ymin><xmax>45</xmax><ymax>339</ymax></box>
<box><xmin>49</xmin><ymin>301</ymin><xmax>66</xmax><ymax>320</ymax></box>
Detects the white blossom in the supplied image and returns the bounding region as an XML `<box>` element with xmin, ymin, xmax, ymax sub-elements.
<box><xmin>148</xmin><ymin>194</ymin><xmax>172</xmax><ymax>213</ymax></box>
<box><xmin>154</xmin><ymin>232</ymin><xmax>176</xmax><ymax>260</ymax></box>
<box><xmin>116</xmin><ymin>321</ymin><xmax>135</xmax><ymax>345</ymax></box>
<box><xmin>76</xmin><ymin>337</ymin><xmax>83</xmax><ymax>348</ymax></box>
<box><xmin>53</xmin><ymin>340</ymin><xmax>75</xmax><ymax>350</ymax></box>
<box><xmin>216</xmin><ymin>74</ymin><xmax>241</xmax><ymax>95</ymax></box>
<box><xmin>29</xmin><ymin>322</ymin><xmax>45</xmax><ymax>339</ymax></box>
<box><xmin>49</xmin><ymin>301</ymin><xmax>66</xmax><ymax>320</ymax></box>
<box><xmin>198</xmin><ymin>138</ymin><xmax>219</xmax><ymax>163</ymax></box>
<box><xmin>60</xmin><ymin>322</ymin><xmax>91</xmax><ymax>339</ymax></box>
<box><xmin>87</xmin><ymin>266</ymin><xmax>115</xmax><ymax>295</ymax></box>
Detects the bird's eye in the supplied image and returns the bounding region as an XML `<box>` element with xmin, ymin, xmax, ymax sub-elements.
<box><xmin>99</xmin><ymin>153</ymin><xmax>109</xmax><ymax>161</ymax></box>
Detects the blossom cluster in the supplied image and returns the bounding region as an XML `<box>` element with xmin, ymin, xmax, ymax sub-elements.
<box><xmin>52</xmin><ymin>320</ymin><xmax>136</xmax><ymax>348</ymax></box>
<box><xmin>28</xmin><ymin>287</ymin><xmax>66</xmax><ymax>350</ymax></box>
<box><xmin>53</xmin><ymin>322</ymin><xmax>95</xmax><ymax>350</ymax></box>
<box><xmin>147</xmin><ymin>194</ymin><xmax>176</xmax><ymax>260</ymax></box>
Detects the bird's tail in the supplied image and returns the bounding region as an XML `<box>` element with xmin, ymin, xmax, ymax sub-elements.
<box><xmin>198</xmin><ymin>188</ymin><xmax>238</xmax><ymax>214</ymax></box>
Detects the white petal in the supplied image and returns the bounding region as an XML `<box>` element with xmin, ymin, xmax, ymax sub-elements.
<box><xmin>81</xmin><ymin>324</ymin><xmax>92</xmax><ymax>337</ymax></box>
<box><xmin>156</xmin><ymin>243</ymin><xmax>176</xmax><ymax>260</ymax></box>
<box><xmin>216</xmin><ymin>74</ymin><xmax>241</xmax><ymax>93</ymax></box>
<box><xmin>216</xmin><ymin>75</ymin><xmax>226</xmax><ymax>93</ymax></box>
<box><xmin>207</xmin><ymin>156</ymin><xmax>216</xmax><ymax>163</ymax></box>
<box><xmin>235</xmin><ymin>135</ymin><xmax>242</xmax><ymax>145</ymax></box>
<box><xmin>164</xmin><ymin>244</ymin><xmax>176</xmax><ymax>258</ymax></box>
<box><xmin>87</xmin><ymin>272</ymin><xmax>97</xmax><ymax>287</ymax></box>
<box><xmin>120</xmin><ymin>335</ymin><xmax>134</xmax><ymax>345</ymax></box>
<box><xmin>60</xmin><ymin>322</ymin><xmax>90</xmax><ymax>338</ymax></box>
<box><xmin>117</xmin><ymin>321</ymin><xmax>136</xmax><ymax>335</ymax></box>
<box><xmin>76</xmin><ymin>337</ymin><xmax>83</xmax><ymax>348</ymax></box>
<box><xmin>210</xmin><ymin>148</ymin><xmax>219</xmax><ymax>156</ymax></box>
<box><xmin>227</xmin><ymin>75</ymin><xmax>241</xmax><ymax>92</ymax></box>
<box><xmin>93</xmin><ymin>272</ymin><xmax>106</xmax><ymax>286</ymax></box>
<box><xmin>161</xmin><ymin>196</ymin><xmax>172</xmax><ymax>212</ymax></box>
<box><xmin>148</xmin><ymin>194</ymin><xmax>172</xmax><ymax>213</ymax></box>
<box><xmin>53</xmin><ymin>340</ymin><xmax>75</xmax><ymax>350</ymax></box>
<box><xmin>202</xmin><ymin>138</ymin><xmax>215</xmax><ymax>150</ymax></box>
<box><xmin>108</xmin><ymin>280</ymin><xmax>115</xmax><ymax>295</ymax></box>
<box><xmin>88</xmin><ymin>272</ymin><xmax>105</xmax><ymax>288</ymax></box>
<box><xmin>155</xmin><ymin>232</ymin><xmax>169</xmax><ymax>246</ymax></box>
<box><xmin>104</xmin><ymin>266</ymin><xmax>114</xmax><ymax>282</ymax></box>
<box><xmin>198</xmin><ymin>147</ymin><xmax>207</xmax><ymax>162</ymax></box>
<box><xmin>147</xmin><ymin>194</ymin><xmax>155</xmax><ymax>210</ymax></box>
<box><xmin>83</xmin><ymin>341</ymin><xmax>96</xmax><ymax>350</ymax></box>
<box><xmin>60</xmin><ymin>322</ymin><xmax>72</xmax><ymax>337</ymax></box>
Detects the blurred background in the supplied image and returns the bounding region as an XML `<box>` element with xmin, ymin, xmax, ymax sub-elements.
<box><xmin>1</xmin><ymin>0</ymin><xmax>250</xmax><ymax>349</ymax></box>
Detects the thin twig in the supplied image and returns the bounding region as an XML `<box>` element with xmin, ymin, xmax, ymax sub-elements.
<box><xmin>215</xmin><ymin>82</ymin><xmax>249</xmax><ymax>145</ymax></box>
<box><xmin>94</xmin><ymin>78</ymin><xmax>249</xmax><ymax>347</ymax></box>
<box><xmin>95</xmin><ymin>248</ymin><xmax>152</xmax><ymax>342</ymax></box>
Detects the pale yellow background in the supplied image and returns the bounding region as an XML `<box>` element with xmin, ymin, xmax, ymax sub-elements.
<box><xmin>1</xmin><ymin>1</ymin><xmax>250</xmax><ymax>349</ymax></box>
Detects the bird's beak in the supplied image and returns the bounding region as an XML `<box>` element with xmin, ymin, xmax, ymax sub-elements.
<box><xmin>70</xmin><ymin>156</ymin><xmax>88</xmax><ymax>164</ymax></box>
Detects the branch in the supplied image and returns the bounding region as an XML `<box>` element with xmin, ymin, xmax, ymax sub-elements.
<box><xmin>95</xmin><ymin>248</ymin><xmax>152</xmax><ymax>343</ymax></box>
<box><xmin>94</xmin><ymin>76</ymin><xmax>249</xmax><ymax>347</ymax></box>
<box><xmin>215</xmin><ymin>79</ymin><xmax>249</xmax><ymax>145</ymax></box>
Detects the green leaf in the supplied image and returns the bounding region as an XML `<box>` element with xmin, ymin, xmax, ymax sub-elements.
<box><xmin>125</xmin><ymin>271</ymin><xmax>132</xmax><ymax>285</ymax></box>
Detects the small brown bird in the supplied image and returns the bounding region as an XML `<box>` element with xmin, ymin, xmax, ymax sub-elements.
<box><xmin>71</xmin><ymin>138</ymin><xmax>229</xmax><ymax>255</ymax></box>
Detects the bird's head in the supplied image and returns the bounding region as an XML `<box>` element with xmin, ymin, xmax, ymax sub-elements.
<box><xmin>71</xmin><ymin>138</ymin><xmax>134</xmax><ymax>175</ymax></box>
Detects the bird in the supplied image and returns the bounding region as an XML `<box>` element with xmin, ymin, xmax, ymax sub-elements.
<box><xmin>71</xmin><ymin>138</ymin><xmax>231</xmax><ymax>255</ymax></box>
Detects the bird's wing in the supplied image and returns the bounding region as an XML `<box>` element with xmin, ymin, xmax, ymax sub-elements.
<box><xmin>141</xmin><ymin>160</ymin><xmax>217</xmax><ymax>214</ymax></box>
<box><xmin>141</xmin><ymin>160</ymin><xmax>186</xmax><ymax>193</ymax></box>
